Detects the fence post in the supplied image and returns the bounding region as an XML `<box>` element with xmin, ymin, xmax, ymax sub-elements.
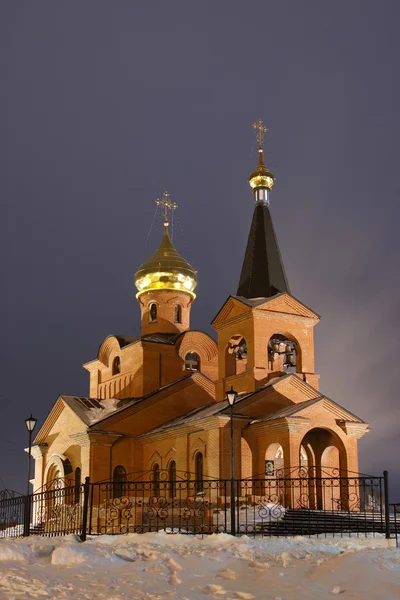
<box><xmin>23</xmin><ymin>494</ymin><xmax>31</xmax><ymax>537</ymax></box>
<box><xmin>383</xmin><ymin>470</ymin><xmax>390</xmax><ymax>539</ymax></box>
<box><xmin>80</xmin><ymin>477</ymin><xmax>90</xmax><ymax>542</ymax></box>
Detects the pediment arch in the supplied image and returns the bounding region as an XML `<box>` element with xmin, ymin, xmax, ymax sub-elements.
<box><xmin>98</xmin><ymin>336</ymin><xmax>121</xmax><ymax>366</ymax></box>
<box><xmin>176</xmin><ymin>331</ymin><xmax>217</xmax><ymax>363</ymax></box>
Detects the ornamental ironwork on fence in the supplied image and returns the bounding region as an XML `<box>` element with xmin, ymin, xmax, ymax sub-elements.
<box><xmin>0</xmin><ymin>490</ymin><xmax>25</xmax><ymax>538</ymax></box>
<box><xmin>29</xmin><ymin>477</ymin><xmax>86</xmax><ymax>537</ymax></box>
<box><xmin>89</xmin><ymin>471</ymin><xmax>228</xmax><ymax>536</ymax></box>
<box><xmin>0</xmin><ymin>470</ymin><xmax>398</xmax><ymax>541</ymax></box>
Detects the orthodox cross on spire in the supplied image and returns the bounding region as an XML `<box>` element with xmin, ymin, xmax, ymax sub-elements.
<box><xmin>155</xmin><ymin>191</ymin><xmax>178</xmax><ymax>228</ymax></box>
<box><xmin>253</xmin><ymin>118</ymin><xmax>268</xmax><ymax>149</ymax></box>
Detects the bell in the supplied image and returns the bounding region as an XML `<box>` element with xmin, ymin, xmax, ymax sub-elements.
<box><xmin>285</xmin><ymin>343</ymin><xmax>292</xmax><ymax>354</ymax></box>
<box><xmin>278</xmin><ymin>342</ymin><xmax>286</xmax><ymax>354</ymax></box>
<box><xmin>284</xmin><ymin>353</ymin><xmax>296</xmax><ymax>367</ymax></box>
<box><xmin>271</xmin><ymin>340</ymin><xmax>280</xmax><ymax>353</ymax></box>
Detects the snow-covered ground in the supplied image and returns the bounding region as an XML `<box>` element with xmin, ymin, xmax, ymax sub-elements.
<box><xmin>0</xmin><ymin>533</ymin><xmax>398</xmax><ymax>600</ymax></box>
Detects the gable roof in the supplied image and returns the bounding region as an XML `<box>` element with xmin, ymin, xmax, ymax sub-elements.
<box><xmin>138</xmin><ymin>400</ymin><xmax>230</xmax><ymax>438</ymax></box>
<box><xmin>33</xmin><ymin>373</ymin><xmax>209</xmax><ymax>443</ymax></box>
<box><xmin>211</xmin><ymin>293</ymin><xmax>320</xmax><ymax>327</ymax></box>
<box><xmin>137</xmin><ymin>375</ymin><xmax>366</xmax><ymax>438</ymax></box>
<box><xmin>251</xmin><ymin>396</ymin><xmax>365</xmax><ymax>424</ymax></box>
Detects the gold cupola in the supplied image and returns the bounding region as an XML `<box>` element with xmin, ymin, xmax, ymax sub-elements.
<box><xmin>134</xmin><ymin>192</ymin><xmax>197</xmax><ymax>299</ymax></box>
<box><xmin>248</xmin><ymin>119</ymin><xmax>275</xmax><ymax>193</ymax></box>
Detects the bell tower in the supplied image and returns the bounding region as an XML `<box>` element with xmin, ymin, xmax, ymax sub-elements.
<box><xmin>213</xmin><ymin>121</ymin><xmax>320</xmax><ymax>400</ymax></box>
<box><xmin>134</xmin><ymin>192</ymin><xmax>197</xmax><ymax>336</ymax></box>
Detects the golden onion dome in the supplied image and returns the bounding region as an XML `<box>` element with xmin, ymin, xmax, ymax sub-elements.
<box><xmin>135</xmin><ymin>227</ymin><xmax>197</xmax><ymax>299</ymax></box>
<box><xmin>248</xmin><ymin>147</ymin><xmax>275</xmax><ymax>191</ymax></box>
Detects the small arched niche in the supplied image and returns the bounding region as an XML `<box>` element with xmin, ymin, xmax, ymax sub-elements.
<box><xmin>225</xmin><ymin>335</ymin><xmax>248</xmax><ymax>376</ymax></box>
<box><xmin>268</xmin><ymin>333</ymin><xmax>301</xmax><ymax>373</ymax></box>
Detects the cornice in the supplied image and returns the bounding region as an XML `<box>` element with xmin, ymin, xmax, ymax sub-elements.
<box><xmin>69</xmin><ymin>430</ymin><xmax>123</xmax><ymax>447</ymax></box>
<box><xmin>336</xmin><ymin>420</ymin><xmax>370</xmax><ymax>438</ymax></box>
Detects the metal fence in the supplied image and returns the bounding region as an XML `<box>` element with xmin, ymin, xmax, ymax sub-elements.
<box><xmin>87</xmin><ymin>470</ymin><xmax>388</xmax><ymax>539</ymax></box>
<box><xmin>29</xmin><ymin>478</ymin><xmax>86</xmax><ymax>537</ymax></box>
<box><xmin>89</xmin><ymin>472</ymin><xmax>228</xmax><ymax>536</ymax></box>
<box><xmin>0</xmin><ymin>471</ymin><xmax>398</xmax><ymax>541</ymax></box>
<box><xmin>0</xmin><ymin>490</ymin><xmax>25</xmax><ymax>538</ymax></box>
<box><xmin>390</xmin><ymin>504</ymin><xmax>400</xmax><ymax>547</ymax></box>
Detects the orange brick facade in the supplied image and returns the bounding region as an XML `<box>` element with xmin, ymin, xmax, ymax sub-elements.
<box><xmin>32</xmin><ymin>287</ymin><xmax>369</xmax><ymax>496</ymax></box>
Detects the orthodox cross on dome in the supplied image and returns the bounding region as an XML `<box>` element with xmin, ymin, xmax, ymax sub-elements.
<box><xmin>155</xmin><ymin>191</ymin><xmax>178</xmax><ymax>228</ymax></box>
<box><xmin>253</xmin><ymin>118</ymin><xmax>268</xmax><ymax>149</ymax></box>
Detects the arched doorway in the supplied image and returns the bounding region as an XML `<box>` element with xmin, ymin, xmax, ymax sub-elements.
<box><xmin>300</xmin><ymin>428</ymin><xmax>348</xmax><ymax>510</ymax></box>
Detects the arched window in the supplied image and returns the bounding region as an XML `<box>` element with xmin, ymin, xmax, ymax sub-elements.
<box><xmin>113</xmin><ymin>465</ymin><xmax>126</xmax><ymax>498</ymax></box>
<box><xmin>74</xmin><ymin>467</ymin><xmax>81</xmax><ymax>504</ymax></box>
<box><xmin>185</xmin><ymin>352</ymin><xmax>200</xmax><ymax>371</ymax></box>
<box><xmin>174</xmin><ymin>305</ymin><xmax>182</xmax><ymax>323</ymax></box>
<box><xmin>149</xmin><ymin>303</ymin><xmax>157</xmax><ymax>323</ymax></box>
<box><xmin>153</xmin><ymin>463</ymin><xmax>160</xmax><ymax>495</ymax></box>
<box><xmin>169</xmin><ymin>460</ymin><xmax>177</xmax><ymax>498</ymax></box>
<box><xmin>195</xmin><ymin>452</ymin><xmax>204</xmax><ymax>493</ymax></box>
<box><xmin>112</xmin><ymin>356</ymin><xmax>121</xmax><ymax>375</ymax></box>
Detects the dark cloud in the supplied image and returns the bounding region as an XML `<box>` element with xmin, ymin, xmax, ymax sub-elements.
<box><xmin>1</xmin><ymin>1</ymin><xmax>399</xmax><ymax>498</ymax></box>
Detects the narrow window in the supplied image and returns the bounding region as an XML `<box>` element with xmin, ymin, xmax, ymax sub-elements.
<box><xmin>113</xmin><ymin>465</ymin><xmax>126</xmax><ymax>498</ymax></box>
<box><xmin>169</xmin><ymin>460</ymin><xmax>177</xmax><ymax>498</ymax></box>
<box><xmin>195</xmin><ymin>452</ymin><xmax>204</xmax><ymax>493</ymax></box>
<box><xmin>153</xmin><ymin>463</ymin><xmax>160</xmax><ymax>496</ymax></box>
<box><xmin>149</xmin><ymin>303</ymin><xmax>157</xmax><ymax>323</ymax></box>
<box><xmin>74</xmin><ymin>467</ymin><xmax>81</xmax><ymax>504</ymax></box>
<box><xmin>174</xmin><ymin>305</ymin><xmax>182</xmax><ymax>323</ymax></box>
<box><xmin>185</xmin><ymin>352</ymin><xmax>200</xmax><ymax>371</ymax></box>
<box><xmin>112</xmin><ymin>356</ymin><xmax>121</xmax><ymax>375</ymax></box>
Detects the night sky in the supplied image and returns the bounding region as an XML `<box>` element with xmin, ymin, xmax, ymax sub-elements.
<box><xmin>1</xmin><ymin>1</ymin><xmax>399</xmax><ymax>498</ymax></box>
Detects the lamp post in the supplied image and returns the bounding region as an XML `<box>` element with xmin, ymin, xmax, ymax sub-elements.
<box><xmin>25</xmin><ymin>415</ymin><xmax>37</xmax><ymax>496</ymax></box>
<box><xmin>23</xmin><ymin>414</ymin><xmax>37</xmax><ymax>537</ymax></box>
<box><xmin>226</xmin><ymin>386</ymin><xmax>237</xmax><ymax>536</ymax></box>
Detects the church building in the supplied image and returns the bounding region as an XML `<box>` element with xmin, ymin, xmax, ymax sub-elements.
<box><xmin>31</xmin><ymin>122</ymin><xmax>369</xmax><ymax>498</ymax></box>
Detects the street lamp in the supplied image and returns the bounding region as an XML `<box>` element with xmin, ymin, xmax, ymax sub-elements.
<box><xmin>25</xmin><ymin>414</ymin><xmax>37</xmax><ymax>496</ymax></box>
<box><xmin>23</xmin><ymin>414</ymin><xmax>37</xmax><ymax>537</ymax></box>
<box><xmin>226</xmin><ymin>386</ymin><xmax>237</xmax><ymax>536</ymax></box>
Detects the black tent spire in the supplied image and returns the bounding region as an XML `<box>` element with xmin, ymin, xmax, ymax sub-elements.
<box><xmin>237</xmin><ymin>202</ymin><xmax>290</xmax><ymax>298</ymax></box>
<box><xmin>237</xmin><ymin>121</ymin><xmax>290</xmax><ymax>299</ymax></box>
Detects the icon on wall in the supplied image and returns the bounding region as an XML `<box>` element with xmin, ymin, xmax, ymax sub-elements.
<box><xmin>265</xmin><ymin>460</ymin><xmax>274</xmax><ymax>476</ymax></box>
